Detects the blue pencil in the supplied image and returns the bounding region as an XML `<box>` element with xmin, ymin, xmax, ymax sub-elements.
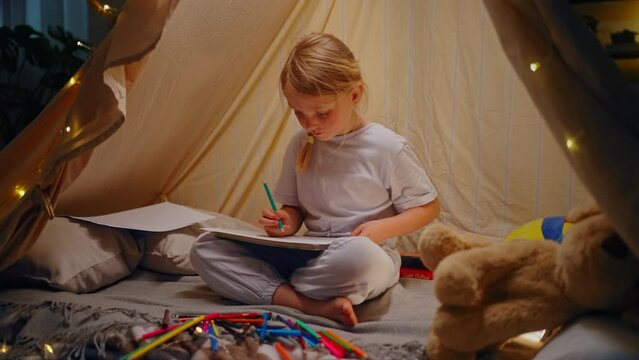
<box><xmin>259</xmin><ymin>311</ymin><xmax>269</xmax><ymax>341</ymax></box>
<box><xmin>266</xmin><ymin>329</ymin><xmax>302</xmax><ymax>337</ymax></box>
<box><xmin>207</xmin><ymin>323</ymin><xmax>218</xmax><ymax>351</ymax></box>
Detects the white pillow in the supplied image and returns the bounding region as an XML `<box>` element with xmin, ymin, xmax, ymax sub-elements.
<box><xmin>0</xmin><ymin>217</ymin><xmax>142</xmax><ymax>293</ymax></box>
<box><xmin>140</xmin><ymin>211</ymin><xmax>259</xmax><ymax>275</ymax></box>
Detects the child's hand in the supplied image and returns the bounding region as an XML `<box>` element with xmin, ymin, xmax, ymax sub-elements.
<box><xmin>351</xmin><ymin>219</ymin><xmax>389</xmax><ymax>244</ymax></box>
<box><xmin>258</xmin><ymin>208</ymin><xmax>291</xmax><ymax>237</ymax></box>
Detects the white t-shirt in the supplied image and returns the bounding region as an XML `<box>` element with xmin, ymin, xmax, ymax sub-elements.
<box><xmin>273</xmin><ymin>123</ymin><xmax>437</xmax><ymax>237</ymax></box>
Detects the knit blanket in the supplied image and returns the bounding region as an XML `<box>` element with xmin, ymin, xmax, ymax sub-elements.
<box><xmin>0</xmin><ymin>270</ymin><xmax>437</xmax><ymax>359</ymax></box>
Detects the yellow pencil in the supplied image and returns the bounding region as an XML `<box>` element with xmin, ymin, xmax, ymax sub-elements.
<box><xmin>120</xmin><ymin>315</ymin><xmax>205</xmax><ymax>360</ymax></box>
<box><xmin>210</xmin><ymin>320</ymin><xmax>220</xmax><ymax>337</ymax></box>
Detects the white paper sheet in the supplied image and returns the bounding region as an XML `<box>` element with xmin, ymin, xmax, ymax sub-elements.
<box><xmin>201</xmin><ymin>227</ymin><xmax>333</xmax><ymax>250</ymax></box>
<box><xmin>71</xmin><ymin>202</ymin><xmax>215</xmax><ymax>232</ymax></box>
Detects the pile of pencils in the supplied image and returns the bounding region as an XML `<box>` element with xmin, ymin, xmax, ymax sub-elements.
<box><xmin>119</xmin><ymin>311</ymin><xmax>368</xmax><ymax>359</ymax></box>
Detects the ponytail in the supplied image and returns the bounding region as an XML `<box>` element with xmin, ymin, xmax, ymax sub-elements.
<box><xmin>295</xmin><ymin>133</ymin><xmax>314</xmax><ymax>172</ymax></box>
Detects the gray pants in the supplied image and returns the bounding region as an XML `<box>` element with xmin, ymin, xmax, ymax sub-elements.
<box><xmin>190</xmin><ymin>234</ymin><xmax>401</xmax><ymax>305</ymax></box>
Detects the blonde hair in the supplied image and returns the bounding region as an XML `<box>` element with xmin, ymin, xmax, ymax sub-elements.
<box><xmin>280</xmin><ymin>33</ymin><xmax>366</xmax><ymax>171</ymax></box>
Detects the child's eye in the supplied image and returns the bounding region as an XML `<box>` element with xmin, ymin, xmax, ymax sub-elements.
<box><xmin>294</xmin><ymin>111</ymin><xmax>304</xmax><ymax>118</ymax></box>
<box><xmin>317</xmin><ymin>112</ymin><xmax>328</xmax><ymax>119</ymax></box>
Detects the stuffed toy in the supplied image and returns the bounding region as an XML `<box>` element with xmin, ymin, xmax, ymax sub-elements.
<box><xmin>418</xmin><ymin>202</ymin><xmax>639</xmax><ymax>360</ymax></box>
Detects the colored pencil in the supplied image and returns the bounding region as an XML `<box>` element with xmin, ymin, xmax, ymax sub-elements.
<box><xmin>295</xmin><ymin>320</ymin><xmax>321</xmax><ymax>340</ymax></box>
<box><xmin>210</xmin><ymin>320</ymin><xmax>220</xmax><ymax>336</ymax></box>
<box><xmin>300</xmin><ymin>332</ymin><xmax>318</xmax><ymax>347</ymax></box>
<box><xmin>274</xmin><ymin>341</ymin><xmax>292</xmax><ymax>360</ymax></box>
<box><xmin>222</xmin><ymin>318</ymin><xmax>264</xmax><ymax>325</ymax></box>
<box><xmin>276</xmin><ymin>315</ymin><xmax>297</xmax><ymax>329</ymax></box>
<box><xmin>262</xmin><ymin>180</ymin><xmax>284</xmax><ymax>231</ymax></box>
<box><xmin>207</xmin><ymin>323</ymin><xmax>218</xmax><ymax>351</ymax></box>
<box><xmin>260</xmin><ymin>312</ymin><xmax>269</xmax><ymax>341</ymax></box>
<box><xmin>323</xmin><ymin>329</ymin><xmax>367</xmax><ymax>358</ymax></box>
<box><xmin>177</xmin><ymin>312</ymin><xmax>261</xmax><ymax>319</ymax></box>
<box><xmin>320</xmin><ymin>329</ymin><xmax>353</xmax><ymax>353</ymax></box>
<box><xmin>319</xmin><ymin>334</ymin><xmax>345</xmax><ymax>358</ymax></box>
<box><xmin>161</xmin><ymin>309</ymin><xmax>170</xmax><ymax>328</ymax></box>
<box><xmin>140</xmin><ymin>323</ymin><xmax>181</xmax><ymax>340</ymax></box>
<box><xmin>266</xmin><ymin>329</ymin><xmax>302</xmax><ymax>337</ymax></box>
<box><xmin>120</xmin><ymin>315</ymin><xmax>205</xmax><ymax>360</ymax></box>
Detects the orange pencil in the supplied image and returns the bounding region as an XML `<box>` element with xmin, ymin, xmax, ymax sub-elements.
<box><xmin>324</xmin><ymin>329</ymin><xmax>368</xmax><ymax>358</ymax></box>
<box><xmin>274</xmin><ymin>341</ymin><xmax>292</xmax><ymax>360</ymax></box>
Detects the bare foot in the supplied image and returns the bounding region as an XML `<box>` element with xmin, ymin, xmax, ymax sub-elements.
<box><xmin>306</xmin><ymin>296</ymin><xmax>358</xmax><ymax>326</ymax></box>
<box><xmin>272</xmin><ymin>284</ymin><xmax>358</xmax><ymax>326</ymax></box>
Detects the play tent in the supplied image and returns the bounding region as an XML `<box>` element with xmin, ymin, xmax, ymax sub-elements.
<box><xmin>1</xmin><ymin>0</ymin><xmax>639</xmax><ymax>358</ymax></box>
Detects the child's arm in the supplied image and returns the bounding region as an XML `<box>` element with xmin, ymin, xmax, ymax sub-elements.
<box><xmin>259</xmin><ymin>205</ymin><xmax>304</xmax><ymax>237</ymax></box>
<box><xmin>351</xmin><ymin>198</ymin><xmax>440</xmax><ymax>244</ymax></box>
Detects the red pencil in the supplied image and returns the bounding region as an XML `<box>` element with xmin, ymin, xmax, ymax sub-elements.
<box><xmin>140</xmin><ymin>323</ymin><xmax>181</xmax><ymax>340</ymax></box>
<box><xmin>178</xmin><ymin>312</ymin><xmax>262</xmax><ymax>322</ymax></box>
<box><xmin>324</xmin><ymin>330</ymin><xmax>368</xmax><ymax>358</ymax></box>
<box><xmin>319</xmin><ymin>334</ymin><xmax>345</xmax><ymax>358</ymax></box>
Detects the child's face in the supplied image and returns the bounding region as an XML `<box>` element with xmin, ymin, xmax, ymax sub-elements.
<box><xmin>283</xmin><ymin>82</ymin><xmax>362</xmax><ymax>141</ymax></box>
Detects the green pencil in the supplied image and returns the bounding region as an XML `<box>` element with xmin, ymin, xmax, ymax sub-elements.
<box><xmin>295</xmin><ymin>319</ymin><xmax>321</xmax><ymax>340</ymax></box>
<box><xmin>262</xmin><ymin>180</ymin><xmax>283</xmax><ymax>231</ymax></box>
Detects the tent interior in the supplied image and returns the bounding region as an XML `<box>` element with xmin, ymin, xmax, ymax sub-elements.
<box><xmin>1</xmin><ymin>0</ymin><xmax>639</xmax><ymax>359</ymax></box>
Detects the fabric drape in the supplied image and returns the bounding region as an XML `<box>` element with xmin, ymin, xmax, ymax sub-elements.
<box><xmin>0</xmin><ymin>0</ymin><xmax>178</xmax><ymax>271</ymax></box>
<box><xmin>483</xmin><ymin>0</ymin><xmax>639</xmax><ymax>257</ymax></box>
<box><xmin>8</xmin><ymin>0</ymin><xmax>624</xmax><ymax>263</ymax></box>
<box><xmin>57</xmin><ymin>0</ymin><xmax>593</xmax><ymax>251</ymax></box>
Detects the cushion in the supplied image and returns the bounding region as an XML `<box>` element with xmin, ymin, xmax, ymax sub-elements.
<box><xmin>140</xmin><ymin>210</ymin><xmax>259</xmax><ymax>275</ymax></box>
<box><xmin>0</xmin><ymin>217</ymin><xmax>142</xmax><ymax>293</ymax></box>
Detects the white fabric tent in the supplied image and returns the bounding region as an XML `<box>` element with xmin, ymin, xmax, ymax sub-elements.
<box><xmin>1</xmin><ymin>0</ymin><xmax>639</xmax><ymax>358</ymax></box>
<box><xmin>52</xmin><ymin>0</ymin><xmax>590</xmax><ymax>252</ymax></box>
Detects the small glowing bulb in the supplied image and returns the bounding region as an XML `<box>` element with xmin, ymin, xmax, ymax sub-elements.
<box><xmin>14</xmin><ymin>185</ymin><xmax>26</xmax><ymax>198</ymax></box>
<box><xmin>103</xmin><ymin>4</ymin><xmax>111</xmax><ymax>11</ymax></box>
<box><xmin>65</xmin><ymin>126</ymin><xmax>71</xmax><ymax>132</ymax></box>
<box><xmin>68</xmin><ymin>77</ymin><xmax>77</xmax><ymax>86</ymax></box>
<box><xmin>1</xmin><ymin>343</ymin><xmax>8</xmax><ymax>353</ymax></box>
<box><xmin>529</xmin><ymin>62</ymin><xmax>540</xmax><ymax>72</ymax></box>
<box><xmin>76</xmin><ymin>41</ymin><xmax>92</xmax><ymax>51</ymax></box>
<box><xmin>566</xmin><ymin>138</ymin><xmax>575</xmax><ymax>150</ymax></box>
<box><xmin>44</xmin><ymin>343</ymin><xmax>54</xmax><ymax>354</ymax></box>
<box><xmin>195</xmin><ymin>326</ymin><xmax>203</xmax><ymax>334</ymax></box>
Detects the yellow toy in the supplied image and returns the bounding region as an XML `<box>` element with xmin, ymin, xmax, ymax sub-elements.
<box><xmin>418</xmin><ymin>202</ymin><xmax>639</xmax><ymax>360</ymax></box>
<box><xmin>506</xmin><ymin>216</ymin><xmax>572</xmax><ymax>243</ymax></box>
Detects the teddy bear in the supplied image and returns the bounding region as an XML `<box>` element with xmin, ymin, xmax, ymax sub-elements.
<box><xmin>418</xmin><ymin>202</ymin><xmax>639</xmax><ymax>360</ymax></box>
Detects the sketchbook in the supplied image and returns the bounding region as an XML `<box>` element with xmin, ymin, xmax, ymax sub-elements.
<box><xmin>71</xmin><ymin>202</ymin><xmax>215</xmax><ymax>232</ymax></box>
<box><xmin>200</xmin><ymin>227</ymin><xmax>333</xmax><ymax>250</ymax></box>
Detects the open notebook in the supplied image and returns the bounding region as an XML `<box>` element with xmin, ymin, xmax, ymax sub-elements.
<box><xmin>201</xmin><ymin>227</ymin><xmax>333</xmax><ymax>250</ymax></box>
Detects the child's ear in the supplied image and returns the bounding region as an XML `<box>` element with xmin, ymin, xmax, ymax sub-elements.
<box><xmin>352</xmin><ymin>83</ymin><xmax>364</xmax><ymax>103</ymax></box>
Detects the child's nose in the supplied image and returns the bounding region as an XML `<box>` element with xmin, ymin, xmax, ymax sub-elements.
<box><xmin>306</xmin><ymin>117</ymin><xmax>320</xmax><ymax>130</ymax></box>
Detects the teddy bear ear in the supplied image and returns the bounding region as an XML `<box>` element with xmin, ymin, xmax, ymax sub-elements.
<box><xmin>601</xmin><ymin>234</ymin><xmax>630</xmax><ymax>259</ymax></box>
<box><xmin>565</xmin><ymin>202</ymin><xmax>600</xmax><ymax>223</ymax></box>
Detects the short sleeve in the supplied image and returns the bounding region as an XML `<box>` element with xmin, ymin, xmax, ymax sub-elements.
<box><xmin>390</xmin><ymin>144</ymin><xmax>438</xmax><ymax>212</ymax></box>
<box><xmin>273</xmin><ymin>133</ymin><xmax>302</xmax><ymax>207</ymax></box>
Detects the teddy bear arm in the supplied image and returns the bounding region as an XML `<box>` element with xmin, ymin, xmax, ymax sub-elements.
<box><xmin>419</xmin><ymin>223</ymin><xmax>493</xmax><ymax>270</ymax></box>
<box><xmin>434</xmin><ymin>298</ymin><xmax>575</xmax><ymax>353</ymax></box>
<box><xmin>435</xmin><ymin>243</ymin><xmax>542</xmax><ymax>306</ymax></box>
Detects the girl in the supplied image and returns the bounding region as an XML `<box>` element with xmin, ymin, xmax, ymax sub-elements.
<box><xmin>191</xmin><ymin>33</ymin><xmax>440</xmax><ymax>326</ymax></box>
